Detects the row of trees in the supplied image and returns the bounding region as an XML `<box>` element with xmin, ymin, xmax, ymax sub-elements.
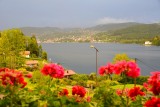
<box><xmin>0</xmin><ymin>29</ymin><xmax>47</xmax><ymax>68</ymax></box>
<box><xmin>152</xmin><ymin>36</ymin><xmax>160</xmax><ymax>46</ymax></box>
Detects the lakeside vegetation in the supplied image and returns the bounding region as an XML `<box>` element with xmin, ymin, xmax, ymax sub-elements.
<box><xmin>0</xmin><ymin>29</ymin><xmax>47</xmax><ymax>69</ymax></box>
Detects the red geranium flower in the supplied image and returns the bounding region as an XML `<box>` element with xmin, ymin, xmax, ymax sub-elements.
<box><xmin>59</xmin><ymin>89</ymin><xmax>69</xmax><ymax>96</ymax></box>
<box><xmin>25</xmin><ymin>73</ymin><xmax>32</xmax><ymax>78</ymax></box>
<box><xmin>72</xmin><ymin>85</ymin><xmax>86</xmax><ymax>97</ymax></box>
<box><xmin>0</xmin><ymin>68</ymin><xmax>27</xmax><ymax>88</ymax></box>
<box><xmin>128</xmin><ymin>87</ymin><xmax>145</xmax><ymax>100</ymax></box>
<box><xmin>150</xmin><ymin>82</ymin><xmax>160</xmax><ymax>96</ymax></box>
<box><xmin>116</xmin><ymin>88</ymin><xmax>129</xmax><ymax>96</ymax></box>
<box><xmin>147</xmin><ymin>71</ymin><xmax>160</xmax><ymax>95</ymax></box>
<box><xmin>99</xmin><ymin>66</ymin><xmax>106</xmax><ymax>75</ymax></box>
<box><xmin>86</xmin><ymin>96</ymin><xmax>91</xmax><ymax>102</ymax></box>
<box><xmin>144</xmin><ymin>97</ymin><xmax>160</xmax><ymax>107</ymax></box>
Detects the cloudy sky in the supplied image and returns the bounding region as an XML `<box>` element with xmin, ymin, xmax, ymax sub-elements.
<box><xmin>0</xmin><ymin>0</ymin><xmax>160</xmax><ymax>30</ymax></box>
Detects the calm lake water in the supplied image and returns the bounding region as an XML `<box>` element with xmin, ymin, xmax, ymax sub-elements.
<box><xmin>42</xmin><ymin>43</ymin><xmax>160</xmax><ymax>76</ymax></box>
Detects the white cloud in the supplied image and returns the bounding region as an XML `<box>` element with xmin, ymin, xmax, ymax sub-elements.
<box><xmin>96</xmin><ymin>17</ymin><xmax>134</xmax><ymax>25</ymax></box>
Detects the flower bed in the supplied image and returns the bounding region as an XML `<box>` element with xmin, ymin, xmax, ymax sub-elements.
<box><xmin>0</xmin><ymin>61</ymin><xmax>160</xmax><ymax>107</ymax></box>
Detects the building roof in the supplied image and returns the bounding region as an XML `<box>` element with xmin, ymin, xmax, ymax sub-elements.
<box><xmin>26</xmin><ymin>60</ymin><xmax>38</xmax><ymax>65</ymax></box>
<box><xmin>64</xmin><ymin>70</ymin><xmax>76</xmax><ymax>76</ymax></box>
<box><xmin>24</xmin><ymin>51</ymin><xmax>30</xmax><ymax>55</ymax></box>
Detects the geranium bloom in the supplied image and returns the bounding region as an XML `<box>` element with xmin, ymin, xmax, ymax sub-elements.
<box><xmin>41</xmin><ymin>63</ymin><xmax>64</xmax><ymax>78</ymax></box>
<box><xmin>99</xmin><ymin>63</ymin><xmax>114</xmax><ymax>75</ymax></box>
<box><xmin>86</xmin><ymin>96</ymin><xmax>91</xmax><ymax>102</ymax></box>
<box><xmin>59</xmin><ymin>89</ymin><xmax>69</xmax><ymax>96</ymax></box>
<box><xmin>143</xmin><ymin>82</ymin><xmax>149</xmax><ymax>90</ymax></box>
<box><xmin>126</xmin><ymin>61</ymin><xmax>140</xmax><ymax>78</ymax></box>
<box><xmin>25</xmin><ymin>73</ymin><xmax>32</xmax><ymax>78</ymax></box>
<box><xmin>150</xmin><ymin>82</ymin><xmax>160</xmax><ymax>95</ymax></box>
<box><xmin>114</xmin><ymin>61</ymin><xmax>140</xmax><ymax>78</ymax></box>
<box><xmin>128</xmin><ymin>87</ymin><xmax>145</xmax><ymax>100</ymax></box>
<box><xmin>0</xmin><ymin>68</ymin><xmax>27</xmax><ymax>88</ymax></box>
<box><xmin>144</xmin><ymin>97</ymin><xmax>160</xmax><ymax>107</ymax></box>
<box><xmin>114</xmin><ymin>61</ymin><xmax>127</xmax><ymax>75</ymax></box>
<box><xmin>148</xmin><ymin>71</ymin><xmax>160</xmax><ymax>85</ymax></box>
<box><xmin>147</xmin><ymin>71</ymin><xmax>160</xmax><ymax>95</ymax></box>
<box><xmin>72</xmin><ymin>85</ymin><xmax>86</xmax><ymax>97</ymax></box>
<box><xmin>105</xmin><ymin>63</ymin><xmax>114</xmax><ymax>74</ymax></box>
<box><xmin>99</xmin><ymin>66</ymin><xmax>106</xmax><ymax>75</ymax></box>
<box><xmin>116</xmin><ymin>88</ymin><xmax>129</xmax><ymax>96</ymax></box>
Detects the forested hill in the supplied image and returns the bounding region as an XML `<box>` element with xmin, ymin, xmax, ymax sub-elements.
<box><xmin>94</xmin><ymin>23</ymin><xmax>160</xmax><ymax>44</ymax></box>
<box><xmin>19</xmin><ymin>22</ymin><xmax>140</xmax><ymax>41</ymax></box>
<box><xmin>20</xmin><ymin>22</ymin><xmax>140</xmax><ymax>36</ymax></box>
<box><xmin>19</xmin><ymin>23</ymin><xmax>160</xmax><ymax>43</ymax></box>
<box><xmin>109</xmin><ymin>23</ymin><xmax>160</xmax><ymax>37</ymax></box>
<box><xmin>86</xmin><ymin>22</ymin><xmax>140</xmax><ymax>31</ymax></box>
<box><xmin>20</xmin><ymin>27</ymin><xmax>91</xmax><ymax>41</ymax></box>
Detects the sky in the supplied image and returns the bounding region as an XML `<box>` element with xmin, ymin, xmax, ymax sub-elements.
<box><xmin>0</xmin><ymin>0</ymin><xmax>160</xmax><ymax>30</ymax></box>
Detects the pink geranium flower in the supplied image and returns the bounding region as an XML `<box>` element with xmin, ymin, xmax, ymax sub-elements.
<box><xmin>41</xmin><ymin>63</ymin><xmax>64</xmax><ymax>79</ymax></box>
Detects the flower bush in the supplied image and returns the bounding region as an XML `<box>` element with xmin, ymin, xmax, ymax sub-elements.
<box><xmin>0</xmin><ymin>61</ymin><xmax>160</xmax><ymax>107</ymax></box>
<box><xmin>99</xmin><ymin>61</ymin><xmax>140</xmax><ymax>78</ymax></box>
<box><xmin>0</xmin><ymin>68</ymin><xmax>28</xmax><ymax>88</ymax></box>
<box><xmin>0</xmin><ymin>68</ymin><xmax>32</xmax><ymax>106</ymax></box>
<box><xmin>96</xmin><ymin>60</ymin><xmax>160</xmax><ymax>107</ymax></box>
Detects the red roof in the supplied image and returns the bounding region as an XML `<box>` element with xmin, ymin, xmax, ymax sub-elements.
<box><xmin>24</xmin><ymin>51</ymin><xmax>30</xmax><ymax>55</ymax></box>
<box><xmin>26</xmin><ymin>60</ymin><xmax>38</xmax><ymax>65</ymax></box>
<box><xmin>64</xmin><ymin>70</ymin><xmax>76</xmax><ymax>76</ymax></box>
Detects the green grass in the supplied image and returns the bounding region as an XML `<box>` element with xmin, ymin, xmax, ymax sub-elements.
<box><xmin>111</xmin><ymin>84</ymin><xmax>142</xmax><ymax>89</ymax></box>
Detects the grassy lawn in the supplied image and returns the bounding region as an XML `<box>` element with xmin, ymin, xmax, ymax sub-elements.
<box><xmin>111</xmin><ymin>84</ymin><xmax>142</xmax><ymax>89</ymax></box>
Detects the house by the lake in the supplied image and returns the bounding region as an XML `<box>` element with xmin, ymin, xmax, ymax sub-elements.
<box><xmin>144</xmin><ymin>41</ymin><xmax>152</xmax><ymax>46</ymax></box>
<box><xmin>64</xmin><ymin>70</ymin><xmax>76</xmax><ymax>78</ymax></box>
<box><xmin>25</xmin><ymin>60</ymin><xmax>38</xmax><ymax>68</ymax></box>
<box><xmin>20</xmin><ymin>51</ymin><xmax>30</xmax><ymax>58</ymax></box>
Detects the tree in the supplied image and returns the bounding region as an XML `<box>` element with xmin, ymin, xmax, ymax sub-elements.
<box><xmin>113</xmin><ymin>53</ymin><xmax>133</xmax><ymax>63</ymax></box>
<box><xmin>0</xmin><ymin>29</ymin><xmax>26</xmax><ymax>68</ymax></box>
<box><xmin>38</xmin><ymin>45</ymin><xmax>43</xmax><ymax>58</ymax></box>
<box><xmin>152</xmin><ymin>36</ymin><xmax>160</xmax><ymax>46</ymax></box>
<box><xmin>42</xmin><ymin>51</ymin><xmax>47</xmax><ymax>60</ymax></box>
<box><xmin>27</xmin><ymin>35</ymin><xmax>39</xmax><ymax>57</ymax></box>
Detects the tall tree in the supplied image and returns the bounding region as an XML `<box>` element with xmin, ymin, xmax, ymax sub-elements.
<box><xmin>38</xmin><ymin>45</ymin><xmax>43</xmax><ymax>58</ymax></box>
<box><xmin>0</xmin><ymin>29</ymin><xmax>26</xmax><ymax>68</ymax></box>
<box><xmin>28</xmin><ymin>35</ymin><xmax>39</xmax><ymax>57</ymax></box>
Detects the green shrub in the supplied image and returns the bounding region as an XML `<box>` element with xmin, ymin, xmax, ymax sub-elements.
<box><xmin>118</xmin><ymin>76</ymin><xmax>149</xmax><ymax>85</ymax></box>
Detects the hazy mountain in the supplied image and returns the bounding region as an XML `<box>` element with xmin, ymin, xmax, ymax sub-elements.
<box><xmin>86</xmin><ymin>22</ymin><xmax>141</xmax><ymax>31</ymax></box>
<box><xmin>20</xmin><ymin>27</ymin><xmax>61</xmax><ymax>36</ymax></box>
<box><xmin>20</xmin><ymin>22</ymin><xmax>141</xmax><ymax>37</ymax></box>
<box><xmin>19</xmin><ymin>23</ymin><xmax>160</xmax><ymax>43</ymax></box>
<box><xmin>109</xmin><ymin>23</ymin><xmax>160</xmax><ymax>38</ymax></box>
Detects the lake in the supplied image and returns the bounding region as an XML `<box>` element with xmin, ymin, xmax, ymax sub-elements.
<box><xmin>42</xmin><ymin>43</ymin><xmax>160</xmax><ymax>76</ymax></box>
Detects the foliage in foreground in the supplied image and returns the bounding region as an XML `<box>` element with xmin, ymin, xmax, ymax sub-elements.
<box><xmin>0</xmin><ymin>61</ymin><xmax>160</xmax><ymax>107</ymax></box>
